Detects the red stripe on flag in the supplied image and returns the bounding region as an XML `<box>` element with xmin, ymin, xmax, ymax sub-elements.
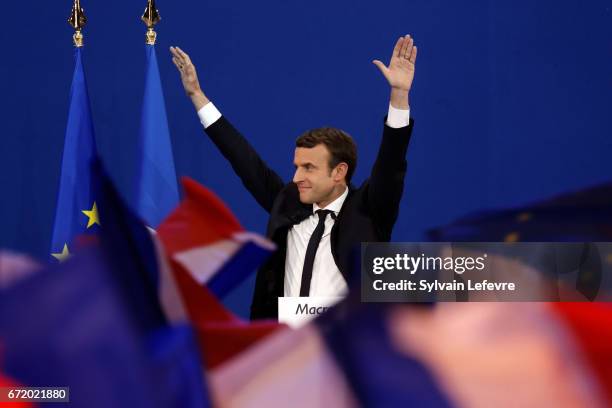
<box><xmin>158</xmin><ymin>177</ymin><xmax>244</xmax><ymax>254</ymax></box>
<box><xmin>171</xmin><ymin>260</ymin><xmax>284</xmax><ymax>369</ymax></box>
<box><xmin>553</xmin><ymin>302</ymin><xmax>612</xmax><ymax>405</ymax></box>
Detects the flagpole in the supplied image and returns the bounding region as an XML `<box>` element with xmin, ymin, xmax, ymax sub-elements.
<box><xmin>136</xmin><ymin>0</ymin><xmax>179</xmax><ymax>228</ymax></box>
<box><xmin>68</xmin><ymin>0</ymin><xmax>87</xmax><ymax>47</ymax></box>
<box><xmin>142</xmin><ymin>0</ymin><xmax>161</xmax><ymax>45</ymax></box>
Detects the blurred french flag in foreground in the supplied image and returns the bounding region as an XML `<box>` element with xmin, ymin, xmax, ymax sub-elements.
<box><xmin>209</xmin><ymin>301</ymin><xmax>612</xmax><ymax>408</ymax></box>
<box><xmin>2</xmin><ymin>164</ymin><xmax>612</xmax><ymax>407</ymax></box>
<box><xmin>97</xmin><ymin>160</ymin><xmax>282</xmax><ymax>370</ymax></box>
<box><xmin>0</xmin><ymin>160</ymin><xmax>210</xmax><ymax>407</ymax></box>
<box><xmin>158</xmin><ymin>177</ymin><xmax>276</xmax><ymax>298</ymax></box>
<box><xmin>157</xmin><ymin>178</ymin><xmax>282</xmax><ymax>368</ymax></box>
<box><xmin>207</xmin><ymin>182</ymin><xmax>612</xmax><ymax>407</ymax></box>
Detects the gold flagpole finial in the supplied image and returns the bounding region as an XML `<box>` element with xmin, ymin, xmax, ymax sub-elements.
<box><xmin>68</xmin><ymin>0</ymin><xmax>87</xmax><ymax>47</ymax></box>
<box><xmin>141</xmin><ymin>0</ymin><xmax>161</xmax><ymax>45</ymax></box>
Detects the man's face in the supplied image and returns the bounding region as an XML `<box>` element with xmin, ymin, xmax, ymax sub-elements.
<box><xmin>293</xmin><ymin>144</ymin><xmax>338</xmax><ymax>205</ymax></box>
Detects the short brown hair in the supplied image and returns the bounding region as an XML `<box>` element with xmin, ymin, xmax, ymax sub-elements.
<box><xmin>296</xmin><ymin>128</ymin><xmax>358</xmax><ymax>183</ymax></box>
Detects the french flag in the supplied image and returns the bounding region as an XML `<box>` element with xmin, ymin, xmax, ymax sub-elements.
<box><xmin>157</xmin><ymin>178</ymin><xmax>283</xmax><ymax>369</ymax></box>
<box><xmin>209</xmin><ymin>302</ymin><xmax>612</xmax><ymax>407</ymax></box>
<box><xmin>158</xmin><ymin>178</ymin><xmax>275</xmax><ymax>298</ymax></box>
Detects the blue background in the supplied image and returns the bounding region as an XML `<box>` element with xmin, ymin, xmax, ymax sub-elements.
<box><xmin>1</xmin><ymin>1</ymin><xmax>611</xmax><ymax>317</ymax></box>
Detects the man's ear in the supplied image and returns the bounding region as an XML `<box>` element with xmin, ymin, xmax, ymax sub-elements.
<box><xmin>333</xmin><ymin>162</ymin><xmax>349</xmax><ymax>182</ymax></box>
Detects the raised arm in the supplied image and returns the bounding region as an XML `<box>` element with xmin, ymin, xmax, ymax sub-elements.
<box><xmin>368</xmin><ymin>35</ymin><xmax>417</xmax><ymax>233</ymax></box>
<box><xmin>170</xmin><ymin>47</ymin><xmax>285</xmax><ymax>213</ymax></box>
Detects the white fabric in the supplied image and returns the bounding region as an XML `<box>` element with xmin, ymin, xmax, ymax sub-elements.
<box><xmin>148</xmin><ymin>230</ymin><xmax>188</xmax><ymax>323</ymax></box>
<box><xmin>210</xmin><ymin>325</ymin><xmax>358</xmax><ymax>407</ymax></box>
<box><xmin>0</xmin><ymin>251</ymin><xmax>40</xmax><ymax>289</ymax></box>
<box><xmin>387</xmin><ymin>303</ymin><xmax>608</xmax><ymax>408</ymax></box>
<box><xmin>386</xmin><ymin>103</ymin><xmax>411</xmax><ymax>128</ymax></box>
<box><xmin>198</xmin><ymin>102</ymin><xmax>222</xmax><ymax>128</ymax></box>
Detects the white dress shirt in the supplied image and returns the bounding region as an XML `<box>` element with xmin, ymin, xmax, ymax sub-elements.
<box><xmin>284</xmin><ymin>186</ymin><xmax>349</xmax><ymax>297</ymax></box>
<box><xmin>198</xmin><ymin>102</ymin><xmax>410</xmax><ymax>297</ymax></box>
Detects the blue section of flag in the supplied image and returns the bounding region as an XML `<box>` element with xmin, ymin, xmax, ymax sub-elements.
<box><xmin>50</xmin><ymin>48</ymin><xmax>97</xmax><ymax>258</ymax></box>
<box><xmin>317</xmin><ymin>304</ymin><xmax>452</xmax><ymax>408</ymax></box>
<box><xmin>0</xmin><ymin>248</ymin><xmax>210</xmax><ymax>408</ymax></box>
<box><xmin>0</xmin><ymin>158</ymin><xmax>210</xmax><ymax>407</ymax></box>
<box><xmin>136</xmin><ymin>45</ymin><xmax>179</xmax><ymax>228</ymax></box>
<box><xmin>428</xmin><ymin>183</ymin><xmax>612</xmax><ymax>242</ymax></box>
<box><xmin>208</xmin><ymin>240</ymin><xmax>274</xmax><ymax>298</ymax></box>
<box><xmin>93</xmin><ymin>157</ymin><xmax>166</xmax><ymax>332</ymax></box>
<box><xmin>427</xmin><ymin>183</ymin><xmax>612</xmax><ymax>300</ymax></box>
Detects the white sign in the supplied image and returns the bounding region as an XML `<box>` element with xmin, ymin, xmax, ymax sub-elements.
<box><xmin>278</xmin><ymin>296</ymin><xmax>344</xmax><ymax>329</ymax></box>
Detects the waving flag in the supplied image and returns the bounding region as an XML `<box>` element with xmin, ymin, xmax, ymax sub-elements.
<box><xmin>427</xmin><ymin>184</ymin><xmax>612</xmax><ymax>301</ymax></box>
<box><xmin>158</xmin><ymin>178</ymin><xmax>282</xmax><ymax>368</ymax></box>
<box><xmin>428</xmin><ymin>182</ymin><xmax>612</xmax><ymax>243</ymax></box>
<box><xmin>0</xmin><ymin>247</ymin><xmax>210</xmax><ymax>408</ymax></box>
<box><xmin>49</xmin><ymin>48</ymin><xmax>99</xmax><ymax>261</ymax></box>
<box><xmin>172</xmin><ymin>261</ymin><xmax>283</xmax><ymax>369</ymax></box>
<box><xmin>97</xmin><ymin>160</ymin><xmax>280</xmax><ymax>369</ymax></box>
<box><xmin>209</xmin><ymin>301</ymin><xmax>612</xmax><ymax>407</ymax></box>
<box><xmin>0</xmin><ymin>251</ymin><xmax>40</xmax><ymax>289</ymax></box>
<box><xmin>158</xmin><ymin>177</ymin><xmax>275</xmax><ymax>299</ymax></box>
<box><xmin>0</xmin><ymin>159</ymin><xmax>211</xmax><ymax>407</ymax></box>
<box><xmin>135</xmin><ymin>44</ymin><xmax>179</xmax><ymax>228</ymax></box>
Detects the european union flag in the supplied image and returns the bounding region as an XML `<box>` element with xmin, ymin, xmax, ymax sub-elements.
<box><xmin>427</xmin><ymin>183</ymin><xmax>612</xmax><ymax>300</ymax></box>
<box><xmin>50</xmin><ymin>48</ymin><xmax>98</xmax><ymax>261</ymax></box>
<box><xmin>135</xmin><ymin>45</ymin><xmax>179</xmax><ymax>228</ymax></box>
<box><xmin>427</xmin><ymin>183</ymin><xmax>612</xmax><ymax>242</ymax></box>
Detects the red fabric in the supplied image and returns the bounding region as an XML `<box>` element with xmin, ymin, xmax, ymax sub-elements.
<box><xmin>158</xmin><ymin>177</ymin><xmax>282</xmax><ymax>368</ymax></box>
<box><xmin>158</xmin><ymin>177</ymin><xmax>244</xmax><ymax>254</ymax></box>
<box><xmin>197</xmin><ymin>322</ymin><xmax>283</xmax><ymax>369</ymax></box>
<box><xmin>173</xmin><ymin>261</ymin><xmax>237</xmax><ymax>324</ymax></box>
<box><xmin>0</xmin><ymin>371</ymin><xmax>34</xmax><ymax>407</ymax></box>
<box><xmin>172</xmin><ymin>260</ymin><xmax>283</xmax><ymax>369</ymax></box>
<box><xmin>552</xmin><ymin>302</ymin><xmax>612</xmax><ymax>405</ymax></box>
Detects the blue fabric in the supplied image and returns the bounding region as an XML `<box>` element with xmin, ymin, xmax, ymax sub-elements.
<box><xmin>427</xmin><ymin>184</ymin><xmax>612</xmax><ymax>300</ymax></box>
<box><xmin>135</xmin><ymin>45</ymin><xmax>179</xmax><ymax>229</ymax></box>
<box><xmin>209</xmin><ymin>240</ymin><xmax>273</xmax><ymax>298</ymax></box>
<box><xmin>0</xmin><ymin>249</ymin><xmax>210</xmax><ymax>407</ymax></box>
<box><xmin>0</xmin><ymin>249</ymin><xmax>162</xmax><ymax>407</ymax></box>
<box><xmin>0</xmin><ymin>160</ymin><xmax>211</xmax><ymax>407</ymax></box>
<box><xmin>428</xmin><ymin>183</ymin><xmax>612</xmax><ymax>242</ymax></box>
<box><xmin>49</xmin><ymin>48</ymin><xmax>98</xmax><ymax>259</ymax></box>
<box><xmin>317</xmin><ymin>303</ymin><xmax>453</xmax><ymax>408</ymax></box>
<box><xmin>147</xmin><ymin>326</ymin><xmax>209</xmax><ymax>408</ymax></box>
<box><xmin>95</xmin><ymin>158</ymin><xmax>210</xmax><ymax>407</ymax></box>
<box><xmin>93</xmin><ymin>157</ymin><xmax>167</xmax><ymax>333</ymax></box>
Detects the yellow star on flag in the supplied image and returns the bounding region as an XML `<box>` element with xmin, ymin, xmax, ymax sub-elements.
<box><xmin>82</xmin><ymin>202</ymin><xmax>101</xmax><ymax>229</ymax></box>
<box><xmin>51</xmin><ymin>244</ymin><xmax>71</xmax><ymax>262</ymax></box>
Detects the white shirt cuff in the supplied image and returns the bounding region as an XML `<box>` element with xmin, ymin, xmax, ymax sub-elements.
<box><xmin>386</xmin><ymin>104</ymin><xmax>410</xmax><ymax>128</ymax></box>
<box><xmin>197</xmin><ymin>102</ymin><xmax>222</xmax><ymax>129</ymax></box>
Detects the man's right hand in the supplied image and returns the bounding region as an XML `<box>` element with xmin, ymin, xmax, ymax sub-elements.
<box><xmin>170</xmin><ymin>46</ymin><xmax>209</xmax><ymax>110</ymax></box>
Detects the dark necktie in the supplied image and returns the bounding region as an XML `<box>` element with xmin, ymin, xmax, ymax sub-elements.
<box><xmin>299</xmin><ymin>209</ymin><xmax>335</xmax><ymax>296</ymax></box>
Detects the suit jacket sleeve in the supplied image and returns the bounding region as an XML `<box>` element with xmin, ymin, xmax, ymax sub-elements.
<box><xmin>366</xmin><ymin>118</ymin><xmax>414</xmax><ymax>235</ymax></box>
<box><xmin>204</xmin><ymin>116</ymin><xmax>285</xmax><ymax>213</ymax></box>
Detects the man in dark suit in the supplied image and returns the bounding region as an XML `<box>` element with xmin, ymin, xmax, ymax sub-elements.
<box><xmin>170</xmin><ymin>35</ymin><xmax>418</xmax><ymax>319</ymax></box>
